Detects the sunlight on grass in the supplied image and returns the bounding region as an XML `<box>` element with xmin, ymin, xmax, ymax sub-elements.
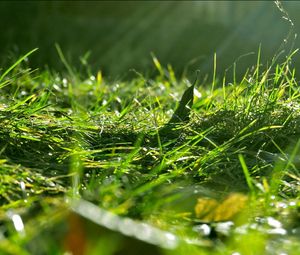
<box><xmin>0</xmin><ymin>46</ymin><xmax>299</xmax><ymax>254</ymax></box>
<box><xmin>0</xmin><ymin>3</ymin><xmax>300</xmax><ymax>249</ymax></box>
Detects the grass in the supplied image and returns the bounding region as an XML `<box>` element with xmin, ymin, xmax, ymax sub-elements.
<box><xmin>0</xmin><ymin>48</ymin><xmax>299</xmax><ymax>255</ymax></box>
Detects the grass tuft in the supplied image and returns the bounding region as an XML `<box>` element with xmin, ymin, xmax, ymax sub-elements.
<box><xmin>0</xmin><ymin>49</ymin><xmax>299</xmax><ymax>254</ymax></box>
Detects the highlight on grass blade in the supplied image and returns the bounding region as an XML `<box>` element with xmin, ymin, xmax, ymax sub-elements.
<box><xmin>151</xmin><ymin>52</ymin><xmax>164</xmax><ymax>77</ymax></box>
<box><xmin>0</xmin><ymin>48</ymin><xmax>38</xmax><ymax>88</ymax></box>
<box><xmin>238</xmin><ymin>154</ymin><xmax>255</xmax><ymax>195</ymax></box>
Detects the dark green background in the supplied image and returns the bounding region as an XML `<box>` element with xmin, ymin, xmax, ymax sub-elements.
<box><xmin>0</xmin><ymin>1</ymin><xmax>299</xmax><ymax>80</ymax></box>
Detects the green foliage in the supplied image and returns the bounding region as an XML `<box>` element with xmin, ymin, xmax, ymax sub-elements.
<box><xmin>0</xmin><ymin>49</ymin><xmax>299</xmax><ymax>254</ymax></box>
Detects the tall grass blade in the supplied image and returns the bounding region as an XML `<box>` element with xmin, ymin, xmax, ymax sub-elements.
<box><xmin>239</xmin><ymin>154</ymin><xmax>255</xmax><ymax>194</ymax></box>
<box><xmin>0</xmin><ymin>48</ymin><xmax>38</xmax><ymax>88</ymax></box>
<box><xmin>55</xmin><ymin>43</ymin><xmax>76</xmax><ymax>78</ymax></box>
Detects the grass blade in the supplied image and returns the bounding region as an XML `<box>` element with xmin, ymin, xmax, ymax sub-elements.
<box><xmin>0</xmin><ymin>48</ymin><xmax>38</xmax><ymax>87</ymax></box>
<box><xmin>239</xmin><ymin>154</ymin><xmax>255</xmax><ymax>194</ymax></box>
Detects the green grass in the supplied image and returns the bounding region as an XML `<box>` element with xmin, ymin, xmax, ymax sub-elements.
<box><xmin>0</xmin><ymin>49</ymin><xmax>299</xmax><ymax>255</ymax></box>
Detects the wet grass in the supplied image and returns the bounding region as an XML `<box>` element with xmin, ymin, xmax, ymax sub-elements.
<box><xmin>0</xmin><ymin>49</ymin><xmax>299</xmax><ymax>255</ymax></box>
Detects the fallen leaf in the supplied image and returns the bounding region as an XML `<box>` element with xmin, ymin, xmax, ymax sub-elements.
<box><xmin>195</xmin><ymin>193</ymin><xmax>248</xmax><ymax>222</ymax></box>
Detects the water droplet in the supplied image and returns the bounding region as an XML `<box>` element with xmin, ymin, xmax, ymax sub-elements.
<box><xmin>267</xmin><ymin>228</ymin><xmax>287</xmax><ymax>235</ymax></box>
<box><xmin>215</xmin><ymin>221</ymin><xmax>234</xmax><ymax>236</ymax></box>
<box><xmin>62</xmin><ymin>78</ymin><xmax>68</xmax><ymax>87</ymax></box>
<box><xmin>53</xmin><ymin>84</ymin><xmax>61</xmax><ymax>92</ymax></box>
<box><xmin>12</xmin><ymin>214</ymin><xmax>25</xmax><ymax>233</ymax></box>
<box><xmin>26</xmin><ymin>177</ymin><xmax>33</xmax><ymax>183</ymax></box>
<box><xmin>20</xmin><ymin>181</ymin><xmax>26</xmax><ymax>192</ymax></box>
<box><xmin>289</xmin><ymin>201</ymin><xmax>296</xmax><ymax>207</ymax></box>
<box><xmin>276</xmin><ymin>202</ymin><xmax>287</xmax><ymax>209</ymax></box>
<box><xmin>193</xmin><ymin>224</ymin><xmax>211</xmax><ymax>236</ymax></box>
<box><xmin>48</xmin><ymin>182</ymin><xmax>56</xmax><ymax>187</ymax></box>
<box><xmin>7</xmin><ymin>212</ymin><xmax>25</xmax><ymax>236</ymax></box>
<box><xmin>267</xmin><ymin>217</ymin><xmax>282</xmax><ymax>228</ymax></box>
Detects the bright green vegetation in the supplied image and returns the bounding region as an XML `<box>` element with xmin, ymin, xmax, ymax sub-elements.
<box><xmin>0</xmin><ymin>48</ymin><xmax>299</xmax><ymax>255</ymax></box>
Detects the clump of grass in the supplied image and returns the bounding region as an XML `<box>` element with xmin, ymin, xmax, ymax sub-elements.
<box><xmin>0</xmin><ymin>48</ymin><xmax>299</xmax><ymax>254</ymax></box>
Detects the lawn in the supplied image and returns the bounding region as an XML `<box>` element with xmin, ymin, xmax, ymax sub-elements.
<box><xmin>0</xmin><ymin>47</ymin><xmax>299</xmax><ymax>255</ymax></box>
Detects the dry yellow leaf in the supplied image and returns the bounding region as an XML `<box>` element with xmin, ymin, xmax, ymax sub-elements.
<box><xmin>195</xmin><ymin>193</ymin><xmax>248</xmax><ymax>222</ymax></box>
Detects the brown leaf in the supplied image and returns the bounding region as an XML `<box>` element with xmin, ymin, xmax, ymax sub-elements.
<box><xmin>63</xmin><ymin>212</ymin><xmax>87</xmax><ymax>255</ymax></box>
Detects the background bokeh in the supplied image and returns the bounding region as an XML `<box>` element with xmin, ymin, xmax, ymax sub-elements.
<box><xmin>0</xmin><ymin>1</ymin><xmax>300</xmax><ymax>80</ymax></box>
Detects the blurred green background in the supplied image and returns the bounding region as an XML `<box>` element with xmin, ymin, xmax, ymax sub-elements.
<box><xmin>0</xmin><ymin>1</ymin><xmax>299</xmax><ymax>80</ymax></box>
